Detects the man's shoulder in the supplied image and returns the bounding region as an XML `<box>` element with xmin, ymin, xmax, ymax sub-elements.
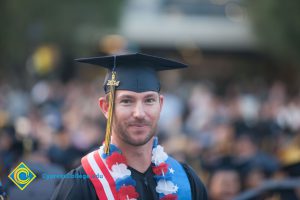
<box><xmin>60</xmin><ymin>165</ymin><xmax>88</xmax><ymax>178</ymax></box>
<box><xmin>180</xmin><ymin>162</ymin><xmax>208</xmax><ymax>200</ymax></box>
<box><xmin>75</xmin><ymin>165</ymin><xmax>87</xmax><ymax>175</ymax></box>
<box><xmin>51</xmin><ymin>165</ymin><xmax>96</xmax><ymax>200</ymax></box>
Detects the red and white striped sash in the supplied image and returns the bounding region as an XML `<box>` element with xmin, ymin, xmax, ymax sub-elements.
<box><xmin>81</xmin><ymin>150</ymin><xmax>118</xmax><ymax>200</ymax></box>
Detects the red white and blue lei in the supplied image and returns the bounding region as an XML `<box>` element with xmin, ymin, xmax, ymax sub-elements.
<box><xmin>100</xmin><ymin>137</ymin><xmax>179</xmax><ymax>200</ymax></box>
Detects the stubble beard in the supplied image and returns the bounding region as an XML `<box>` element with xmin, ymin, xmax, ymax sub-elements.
<box><xmin>112</xmin><ymin>118</ymin><xmax>158</xmax><ymax>147</ymax></box>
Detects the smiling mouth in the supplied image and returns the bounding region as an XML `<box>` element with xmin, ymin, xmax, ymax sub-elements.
<box><xmin>129</xmin><ymin>124</ymin><xmax>149</xmax><ymax>128</ymax></box>
<box><xmin>128</xmin><ymin>120</ymin><xmax>151</xmax><ymax>126</ymax></box>
<box><xmin>127</xmin><ymin>122</ymin><xmax>152</xmax><ymax>129</ymax></box>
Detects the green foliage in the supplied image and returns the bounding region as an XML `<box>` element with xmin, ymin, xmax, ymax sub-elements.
<box><xmin>0</xmin><ymin>0</ymin><xmax>122</xmax><ymax>67</ymax></box>
<box><xmin>247</xmin><ymin>0</ymin><xmax>300</xmax><ymax>63</ymax></box>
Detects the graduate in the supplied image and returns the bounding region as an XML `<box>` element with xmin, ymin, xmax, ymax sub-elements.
<box><xmin>51</xmin><ymin>53</ymin><xmax>207</xmax><ymax>200</ymax></box>
<box><xmin>234</xmin><ymin>142</ymin><xmax>300</xmax><ymax>200</ymax></box>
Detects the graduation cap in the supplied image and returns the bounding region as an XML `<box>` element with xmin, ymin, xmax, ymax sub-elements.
<box><xmin>76</xmin><ymin>53</ymin><xmax>187</xmax><ymax>93</ymax></box>
<box><xmin>76</xmin><ymin>53</ymin><xmax>187</xmax><ymax>153</ymax></box>
<box><xmin>203</xmin><ymin>156</ymin><xmax>249</xmax><ymax>175</ymax></box>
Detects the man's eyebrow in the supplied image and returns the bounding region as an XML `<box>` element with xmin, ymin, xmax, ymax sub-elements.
<box><xmin>144</xmin><ymin>94</ymin><xmax>158</xmax><ymax>98</ymax></box>
<box><xmin>117</xmin><ymin>94</ymin><xmax>134</xmax><ymax>99</ymax></box>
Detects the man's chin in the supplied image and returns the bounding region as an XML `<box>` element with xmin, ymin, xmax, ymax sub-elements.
<box><xmin>125</xmin><ymin>133</ymin><xmax>154</xmax><ymax>146</ymax></box>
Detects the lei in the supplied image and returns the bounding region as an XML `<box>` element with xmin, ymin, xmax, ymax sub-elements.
<box><xmin>100</xmin><ymin>137</ymin><xmax>178</xmax><ymax>200</ymax></box>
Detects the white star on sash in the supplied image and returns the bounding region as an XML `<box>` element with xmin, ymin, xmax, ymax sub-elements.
<box><xmin>169</xmin><ymin>168</ymin><xmax>175</xmax><ymax>174</ymax></box>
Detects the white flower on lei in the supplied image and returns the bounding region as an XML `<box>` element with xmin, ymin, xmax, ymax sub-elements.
<box><xmin>156</xmin><ymin>179</ymin><xmax>178</xmax><ymax>195</ymax></box>
<box><xmin>99</xmin><ymin>146</ymin><xmax>104</xmax><ymax>152</ymax></box>
<box><xmin>151</xmin><ymin>145</ymin><xmax>168</xmax><ymax>165</ymax></box>
<box><xmin>110</xmin><ymin>163</ymin><xmax>131</xmax><ymax>180</ymax></box>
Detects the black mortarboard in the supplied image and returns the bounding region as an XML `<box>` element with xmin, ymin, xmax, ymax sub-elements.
<box><xmin>75</xmin><ymin>53</ymin><xmax>187</xmax><ymax>93</ymax></box>
<box><xmin>204</xmin><ymin>156</ymin><xmax>247</xmax><ymax>175</ymax></box>
<box><xmin>75</xmin><ymin>53</ymin><xmax>187</xmax><ymax>153</ymax></box>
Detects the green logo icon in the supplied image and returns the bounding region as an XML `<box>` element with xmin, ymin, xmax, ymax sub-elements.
<box><xmin>8</xmin><ymin>162</ymin><xmax>36</xmax><ymax>190</ymax></box>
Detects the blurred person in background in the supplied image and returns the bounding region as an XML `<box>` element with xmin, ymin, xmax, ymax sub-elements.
<box><xmin>7</xmin><ymin>152</ymin><xmax>65</xmax><ymax>200</ymax></box>
<box><xmin>47</xmin><ymin>126</ymin><xmax>86</xmax><ymax>171</ymax></box>
<box><xmin>0</xmin><ymin>125</ymin><xmax>23</xmax><ymax>186</ymax></box>
<box><xmin>0</xmin><ymin>178</ymin><xmax>8</xmax><ymax>200</ymax></box>
<box><xmin>233</xmin><ymin>128</ymin><xmax>300</xmax><ymax>200</ymax></box>
<box><xmin>51</xmin><ymin>53</ymin><xmax>208</xmax><ymax>200</ymax></box>
<box><xmin>233</xmin><ymin>133</ymin><xmax>279</xmax><ymax>179</ymax></box>
<box><xmin>207</xmin><ymin>161</ymin><xmax>241</xmax><ymax>200</ymax></box>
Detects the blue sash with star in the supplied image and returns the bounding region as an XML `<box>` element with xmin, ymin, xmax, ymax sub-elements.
<box><xmin>164</xmin><ymin>157</ymin><xmax>192</xmax><ymax>200</ymax></box>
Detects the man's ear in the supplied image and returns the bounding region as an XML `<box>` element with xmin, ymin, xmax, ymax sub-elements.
<box><xmin>99</xmin><ymin>97</ymin><xmax>109</xmax><ymax>119</ymax></box>
<box><xmin>159</xmin><ymin>94</ymin><xmax>164</xmax><ymax>112</ymax></box>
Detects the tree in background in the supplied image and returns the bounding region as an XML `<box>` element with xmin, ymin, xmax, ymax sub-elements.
<box><xmin>248</xmin><ymin>0</ymin><xmax>300</xmax><ymax>64</ymax></box>
<box><xmin>0</xmin><ymin>0</ymin><xmax>122</xmax><ymax>81</ymax></box>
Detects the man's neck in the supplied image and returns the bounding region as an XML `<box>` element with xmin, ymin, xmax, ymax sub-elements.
<box><xmin>111</xmin><ymin>137</ymin><xmax>154</xmax><ymax>173</ymax></box>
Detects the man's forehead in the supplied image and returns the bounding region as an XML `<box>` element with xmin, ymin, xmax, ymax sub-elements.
<box><xmin>115</xmin><ymin>90</ymin><xmax>159</xmax><ymax>97</ymax></box>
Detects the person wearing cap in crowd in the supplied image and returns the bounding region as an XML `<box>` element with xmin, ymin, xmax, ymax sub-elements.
<box><xmin>51</xmin><ymin>53</ymin><xmax>207</xmax><ymax>200</ymax></box>
<box><xmin>204</xmin><ymin>156</ymin><xmax>242</xmax><ymax>200</ymax></box>
<box><xmin>233</xmin><ymin>142</ymin><xmax>300</xmax><ymax>200</ymax></box>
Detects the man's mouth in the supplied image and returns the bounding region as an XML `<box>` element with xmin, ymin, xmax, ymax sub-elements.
<box><xmin>128</xmin><ymin>122</ymin><xmax>151</xmax><ymax>128</ymax></box>
<box><xmin>129</xmin><ymin>124</ymin><xmax>149</xmax><ymax>127</ymax></box>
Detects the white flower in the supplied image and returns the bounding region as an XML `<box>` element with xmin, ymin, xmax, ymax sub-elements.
<box><xmin>156</xmin><ymin>179</ymin><xmax>178</xmax><ymax>195</ymax></box>
<box><xmin>110</xmin><ymin>163</ymin><xmax>131</xmax><ymax>180</ymax></box>
<box><xmin>99</xmin><ymin>146</ymin><xmax>104</xmax><ymax>153</ymax></box>
<box><xmin>152</xmin><ymin>145</ymin><xmax>168</xmax><ymax>165</ymax></box>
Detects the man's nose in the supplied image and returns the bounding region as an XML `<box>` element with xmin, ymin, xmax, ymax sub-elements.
<box><xmin>133</xmin><ymin>102</ymin><xmax>146</xmax><ymax>119</ymax></box>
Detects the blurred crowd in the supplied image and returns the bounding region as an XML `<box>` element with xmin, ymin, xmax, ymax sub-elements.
<box><xmin>1</xmin><ymin>76</ymin><xmax>300</xmax><ymax>199</ymax></box>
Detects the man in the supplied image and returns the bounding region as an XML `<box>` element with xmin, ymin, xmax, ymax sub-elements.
<box><xmin>51</xmin><ymin>53</ymin><xmax>207</xmax><ymax>200</ymax></box>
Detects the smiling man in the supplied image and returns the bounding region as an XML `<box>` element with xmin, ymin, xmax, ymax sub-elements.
<box><xmin>51</xmin><ymin>53</ymin><xmax>207</xmax><ymax>200</ymax></box>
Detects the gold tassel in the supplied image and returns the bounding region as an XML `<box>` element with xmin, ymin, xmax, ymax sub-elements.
<box><xmin>104</xmin><ymin>71</ymin><xmax>119</xmax><ymax>154</ymax></box>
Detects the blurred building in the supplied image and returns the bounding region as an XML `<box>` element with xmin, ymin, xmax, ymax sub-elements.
<box><xmin>121</xmin><ymin>0</ymin><xmax>255</xmax><ymax>51</ymax></box>
<box><xmin>118</xmin><ymin>0</ymin><xmax>282</xmax><ymax>94</ymax></box>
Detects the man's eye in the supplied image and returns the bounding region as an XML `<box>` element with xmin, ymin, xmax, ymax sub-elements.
<box><xmin>120</xmin><ymin>99</ymin><xmax>131</xmax><ymax>104</ymax></box>
<box><xmin>145</xmin><ymin>98</ymin><xmax>156</xmax><ymax>104</ymax></box>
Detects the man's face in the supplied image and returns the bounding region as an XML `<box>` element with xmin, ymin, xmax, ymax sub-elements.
<box><xmin>111</xmin><ymin>90</ymin><xmax>163</xmax><ymax>146</ymax></box>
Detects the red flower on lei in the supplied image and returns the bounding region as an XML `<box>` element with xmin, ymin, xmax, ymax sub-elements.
<box><xmin>160</xmin><ymin>194</ymin><xmax>178</xmax><ymax>200</ymax></box>
<box><xmin>118</xmin><ymin>185</ymin><xmax>139</xmax><ymax>200</ymax></box>
<box><xmin>152</xmin><ymin>163</ymin><xmax>169</xmax><ymax>175</ymax></box>
<box><xmin>106</xmin><ymin>152</ymin><xmax>127</xmax><ymax>170</ymax></box>
<box><xmin>103</xmin><ymin>140</ymin><xmax>178</xmax><ymax>200</ymax></box>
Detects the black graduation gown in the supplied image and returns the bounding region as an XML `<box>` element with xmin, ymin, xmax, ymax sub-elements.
<box><xmin>51</xmin><ymin>163</ymin><xmax>207</xmax><ymax>200</ymax></box>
